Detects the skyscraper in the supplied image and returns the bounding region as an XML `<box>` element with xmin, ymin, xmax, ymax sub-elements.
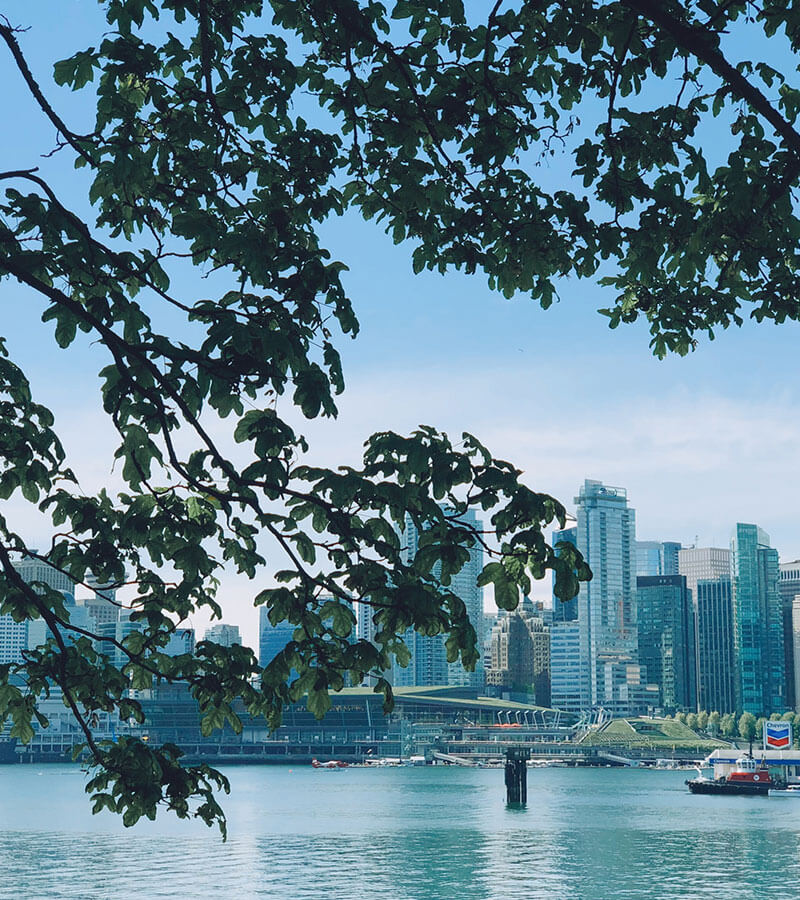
<box><xmin>392</xmin><ymin>508</ymin><xmax>483</xmax><ymax>689</ymax></box>
<box><xmin>258</xmin><ymin>605</ymin><xmax>296</xmax><ymax>672</ymax></box>
<box><xmin>636</xmin><ymin>541</ymin><xmax>662</xmax><ymax>578</ymax></box>
<box><xmin>575</xmin><ymin>479</ymin><xmax>642</xmax><ymax>715</ymax></box>
<box><xmin>660</xmin><ymin>542</ymin><xmax>682</xmax><ymax>576</ymax></box>
<box><xmin>636</xmin><ymin>575</ymin><xmax>695</xmax><ymax>712</ymax></box>
<box><xmin>730</xmin><ymin>524</ymin><xmax>785</xmax><ymax>715</ymax></box>
<box><xmin>486</xmin><ymin>610</ymin><xmax>534</xmax><ymax>693</ymax></box>
<box><xmin>552</xmin><ymin>526</ymin><xmax>578</xmax><ymax>622</ymax></box>
<box><xmin>779</xmin><ymin>560</ymin><xmax>800</xmax><ymax>709</ymax></box>
<box><xmin>793</xmin><ymin>597</ymin><xmax>800</xmax><ymax>713</ymax></box>
<box><xmin>550</xmin><ymin>621</ymin><xmax>584</xmax><ymax>713</ymax></box>
<box><xmin>637</xmin><ymin>541</ymin><xmax>682</xmax><ymax>577</ymax></box>
<box><xmin>678</xmin><ymin>547</ymin><xmax>731</xmax><ymax>712</ymax></box>
<box><xmin>485</xmin><ymin>597</ymin><xmax>550</xmax><ymax>705</ymax></box>
<box><xmin>696</xmin><ymin>577</ymin><xmax>735</xmax><ymax>712</ymax></box>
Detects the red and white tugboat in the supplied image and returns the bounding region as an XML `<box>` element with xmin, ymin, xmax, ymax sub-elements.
<box><xmin>687</xmin><ymin>755</ymin><xmax>774</xmax><ymax>796</ymax></box>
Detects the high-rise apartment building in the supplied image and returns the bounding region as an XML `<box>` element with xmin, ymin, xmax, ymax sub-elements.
<box><xmin>392</xmin><ymin>509</ymin><xmax>483</xmax><ymax>689</ymax></box>
<box><xmin>575</xmin><ymin>480</ymin><xmax>642</xmax><ymax>716</ymax></box>
<box><xmin>731</xmin><ymin>524</ymin><xmax>785</xmax><ymax>715</ymax></box>
<box><xmin>779</xmin><ymin>561</ymin><xmax>800</xmax><ymax>709</ymax></box>
<box><xmin>0</xmin><ymin>614</ymin><xmax>27</xmax><ymax>666</ymax></box>
<box><xmin>636</xmin><ymin>575</ymin><xmax>696</xmax><ymax>712</ymax></box>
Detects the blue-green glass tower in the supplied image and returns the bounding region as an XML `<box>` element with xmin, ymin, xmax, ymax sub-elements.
<box><xmin>552</xmin><ymin>526</ymin><xmax>578</xmax><ymax>622</ymax></box>
<box><xmin>259</xmin><ymin>606</ymin><xmax>296</xmax><ymax>671</ymax></box>
<box><xmin>730</xmin><ymin>524</ymin><xmax>786</xmax><ymax>715</ymax></box>
<box><xmin>636</xmin><ymin>575</ymin><xmax>696</xmax><ymax>712</ymax></box>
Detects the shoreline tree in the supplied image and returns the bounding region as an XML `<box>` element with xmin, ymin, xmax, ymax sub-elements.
<box><xmin>2</xmin><ymin>0</ymin><xmax>800</xmax><ymax>834</ymax></box>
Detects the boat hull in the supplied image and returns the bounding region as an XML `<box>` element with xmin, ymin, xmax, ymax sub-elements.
<box><xmin>688</xmin><ymin>779</ymin><xmax>769</xmax><ymax>796</ymax></box>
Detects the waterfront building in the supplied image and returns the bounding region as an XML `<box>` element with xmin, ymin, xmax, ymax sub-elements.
<box><xmin>730</xmin><ymin>524</ymin><xmax>785</xmax><ymax>715</ymax></box>
<box><xmin>550</xmin><ymin>621</ymin><xmax>584</xmax><ymax>713</ymax></box>
<box><xmin>636</xmin><ymin>575</ymin><xmax>695</xmax><ymax>712</ymax></box>
<box><xmin>575</xmin><ymin>480</ymin><xmax>643</xmax><ymax>716</ymax></box>
<box><xmin>779</xmin><ymin>560</ymin><xmax>800</xmax><ymax>709</ymax></box>
<box><xmin>392</xmin><ymin>509</ymin><xmax>483</xmax><ymax>689</ymax></box>
<box><xmin>552</xmin><ymin>526</ymin><xmax>578</xmax><ymax>622</ymax></box>
<box><xmin>203</xmin><ymin>623</ymin><xmax>241</xmax><ymax>647</ymax></box>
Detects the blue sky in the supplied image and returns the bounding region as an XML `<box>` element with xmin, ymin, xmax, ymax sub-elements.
<box><xmin>3</xmin><ymin>2</ymin><xmax>800</xmax><ymax>647</ymax></box>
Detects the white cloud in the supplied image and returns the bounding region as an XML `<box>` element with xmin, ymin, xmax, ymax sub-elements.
<box><xmin>6</xmin><ymin>357</ymin><xmax>800</xmax><ymax>647</ymax></box>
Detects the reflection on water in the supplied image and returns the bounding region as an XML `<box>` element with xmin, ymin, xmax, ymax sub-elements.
<box><xmin>1</xmin><ymin>766</ymin><xmax>799</xmax><ymax>899</ymax></box>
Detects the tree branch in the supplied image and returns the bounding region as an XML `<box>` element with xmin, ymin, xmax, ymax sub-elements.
<box><xmin>0</xmin><ymin>18</ymin><xmax>94</xmax><ymax>167</ymax></box>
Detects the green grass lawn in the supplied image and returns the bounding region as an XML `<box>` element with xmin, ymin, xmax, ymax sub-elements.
<box><xmin>578</xmin><ymin>717</ymin><xmax>728</xmax><ymax>751</ymax></box>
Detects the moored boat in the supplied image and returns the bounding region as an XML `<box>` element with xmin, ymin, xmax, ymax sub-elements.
<box><xmin>769</xmin><ymin>785</ymin><xmax>800</xmax><ymax>797</ymax></box>
<box><xmin>687</xmin><ymin>755</ymin><xmax>774</xmax><ymax>796</ymax></box>
<box><xmin>311</xmin><ymin>758</ymin><xmax>348</xmax><ymax>769</ymax></box>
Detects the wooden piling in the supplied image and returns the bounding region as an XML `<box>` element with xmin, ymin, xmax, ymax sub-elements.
<box><xmin>505</xmin><ymin>746</ymin><xmax>530</xmax><ymax>805</ymax></box>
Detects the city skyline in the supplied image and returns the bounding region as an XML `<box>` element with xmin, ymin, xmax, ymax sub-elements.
<box><xmin>3</xmin><ymin>0</ymin><xmax>800</xmax><ymax>657</ymax></box>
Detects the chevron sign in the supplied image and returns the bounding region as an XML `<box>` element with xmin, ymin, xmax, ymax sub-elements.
<box><xmin>764</xmin><ymin>721</ymin><xmax>792</xmax><ymax>749</ymax></box>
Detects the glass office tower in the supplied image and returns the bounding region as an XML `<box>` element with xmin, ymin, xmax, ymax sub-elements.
<box><xmin>731</xmin><ymin>524</ymin><xmax>785</xmax><ymax>715</ymax></box>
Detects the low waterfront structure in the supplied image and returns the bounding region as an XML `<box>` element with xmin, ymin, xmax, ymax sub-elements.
<box><xmin>705</xmin><ymin>748</ymin><xmax>800</xmax><ymax>783</ymax></box>
<box><xmin>3</xmin><ymin>684</ymin><xmax>576</xmax><ymax>764</ymax></box>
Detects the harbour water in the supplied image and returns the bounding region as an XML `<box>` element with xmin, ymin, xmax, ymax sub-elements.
<box><xmin>1</xmin><ymin>764</ymin><xmax>798</xmax><ymax>899</ymax></box>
